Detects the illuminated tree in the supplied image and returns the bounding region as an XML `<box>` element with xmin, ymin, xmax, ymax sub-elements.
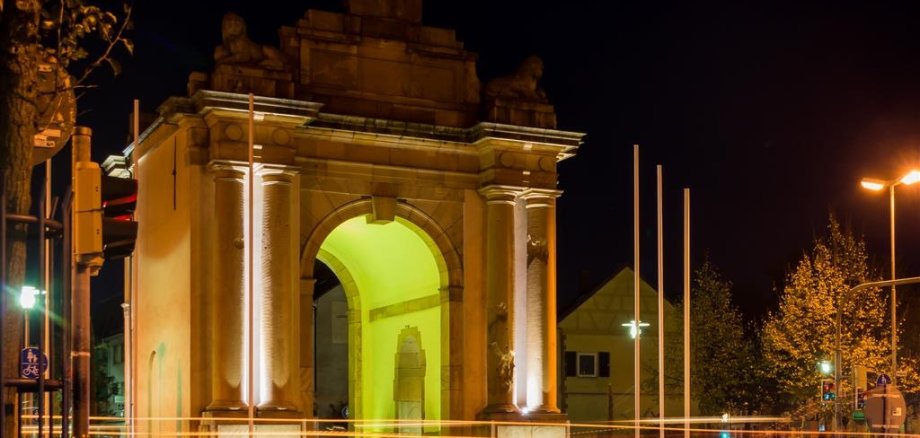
<box><xmin>0</xmin><ymin>1</ymin><xmax>130</xmax><ymax>434</ymax></box>
<box><xmin>761</xmin><ymin>216</ymin><xmax>919</xmax><ymax>419</ymax></box>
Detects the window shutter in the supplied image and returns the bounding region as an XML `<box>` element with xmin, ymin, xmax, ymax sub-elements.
<box><xmin>565</xmin><ymin>351</ymin><xmax>577</xmax><ymax>377</ymax></box>
<box><xmin>598</xmin><ymin>352</ymin><xmax>611</xmax><ymax>377</ymax></box>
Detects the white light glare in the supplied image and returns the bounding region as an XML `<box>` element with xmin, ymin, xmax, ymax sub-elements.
<box><xmin>19</xmin><ymin>286</ymin><xmax>42</xmax><ymax>310</ymax></box>
<box><xmin>860</xmin><ymin>178</ymin><xmax>886</xmax><ymax>191</ymax></box>
<box><xmin>819</xmin><ymin>360</ymin><xmax>833</xmax><ymax>375</ymax></box>
<box><xmin>621</xmin><ymin>320</ymin><xmax>650</xmax><ymax>339</ymax></box>
<box><xmin>900</xmin><ymin>170</ymin><xmax>920</xmax><ymax>185</ymax></box>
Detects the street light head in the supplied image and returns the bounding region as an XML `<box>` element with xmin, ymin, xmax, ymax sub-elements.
<box><xmin>819</xmin><ymin>359</ymin><xmax>833</xmax><ymax>375</ymax></box>
<box><xmin>860</xmin><ymin>178</ymin><xmax>886</xmax><ymax>191</ymax></box>
<box><xmin>900</xmin><ymin>170</ymin><xmax>920</xmax><ymax>186</ymax></box>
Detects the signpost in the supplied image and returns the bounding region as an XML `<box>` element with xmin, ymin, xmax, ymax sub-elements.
<box><xmin>20</xmin><ymin>347</ymin><xmax>48</xmax><ymax>380</ymax></box>
<box><xmin>864</xmin><ymin>381</ymin><xmax>906</xmax><ymax>433</ymax></box>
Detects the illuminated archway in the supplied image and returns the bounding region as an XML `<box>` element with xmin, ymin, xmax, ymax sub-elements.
<box><xmin>308</xmin><ymin>206</ymin><xmax>455</xmax><ymax>424</ymax></box>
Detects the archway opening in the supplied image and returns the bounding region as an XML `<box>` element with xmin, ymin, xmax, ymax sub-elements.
<box><xmin>314</xmin><ymin>215</ymin><xmax>444</xmax><ymax>425</ymax></box>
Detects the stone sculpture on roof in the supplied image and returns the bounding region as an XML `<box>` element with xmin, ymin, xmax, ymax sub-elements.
<box><xmin>214</xmin><ymin>12</ymin><xmax>287</xmax><ymax>70</ymax></box>
<box><xmin>484</xmin><ymin>56</ymin><xmax>548</xmax><ymax>103</ymax></box>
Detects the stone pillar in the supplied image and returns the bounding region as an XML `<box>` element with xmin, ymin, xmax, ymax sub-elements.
<box><xmin>299</xmin><ymin>278</ymin><xmax>316</xmax><ymax>418</ymax></box>
<box><xmin>258</xmin><ymin>166</ymin><xmax>298</xmax><ymax>411</ymax></box>
<box><xmin>479</xmin><ymin>186</ymin><xmax>521</xmax><ymax>416</ymax></box>
<box><xmin>207</xmin><ymin>163</ymin><xmax>247</xmax><ymax>411</ymax></box>
<box><xmin>523</xmin><ymin>190</ymin><xmax>561</xmax><ymax>414</ymax></box>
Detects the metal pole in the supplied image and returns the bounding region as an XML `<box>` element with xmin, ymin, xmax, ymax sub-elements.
<box><xmin>248</xmin><ymin>93</ymin><xmax>256</xmax><ymax>436</ymax></box>
<box><xmin>683</xmin><ymin>188</ymin><xmax>690</xmax><ymax>438</ymax></box>
<box><xmin>44</xmin><ymin>158</ymin><xmax>53</xmax><ymax>436</ymax></box>
<box><xmin>1</xmin><ymin>186</ymin><xmax>6</xmax><ymax>438</ymax></box>
<box><xmin>127</xmin><ymin>97</ymin><xmax>140</xmax><ymax>437</ymax></box>
<box><xmin>834</xmin><ymin>293</ymin><xmax>840</xmax><ymax>433</ymax></box>
<box><xmin>656</xmin><ymin>165</ymin><xmax>664</xmax><ymax>438</ymax></box>
<box><xmin>633</xmin><ymin>145</ymin><xmax>641</xmax><ymax>438</ymax></box>
<box><xmin>62</xmin><ymin>189</ymin><xmax>72</xmax><ymax>438</ymax></box>
<box><xmin>39</xmin><ymin>189</ymin><xmax>46</xmax><ymax>438</ymax></box>
<box><xmin>889</xmin><ymin>185</ymin><xmax>897</xmax><ymax>385</ymax></box>
<box><xmin>72</xmin><ymin>127</ymin><xmax>93</xmax><ymax>438</ymax></box>
<box><xmin>72</xmin><ymin>264</ymin><xmax>90</xmax><ymax>438</ymax></box>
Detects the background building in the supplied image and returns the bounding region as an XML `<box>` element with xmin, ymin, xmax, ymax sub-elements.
<box><xmin>559</xmin><ymin>267</ymin><xmax>697</xmax><ymax>422</ymax></box>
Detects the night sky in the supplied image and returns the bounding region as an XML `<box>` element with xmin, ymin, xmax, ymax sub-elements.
<box><xmin>61</xmin><ymin>0</ymin><xmax>920</xmax><ymax>330</ymax></box>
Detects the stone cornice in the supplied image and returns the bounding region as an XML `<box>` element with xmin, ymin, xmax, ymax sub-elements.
<box><xmin>189</xmin><ymin>90</ymin><xmax>323</xmax><ymax>124</ymax></box>
<box><xmin>468</xmin><ymin>122</ymin><xmax>584</xmax><ymax>156</ymax></box>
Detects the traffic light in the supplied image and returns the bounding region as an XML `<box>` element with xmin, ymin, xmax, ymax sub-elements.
<box><xmin>822</xmin><ymin>379</ymin><xmax>836</xmax><ymax>401</ymax></box>
<box><xmin>73</xmin><ymin>128</ymin><xmax>103</xmax><ymax>270</ymax></box>
<box><xmin>854</xmin><ymin>365</ymin><xmax>868</xmax><ymax>410</ymax></box>
<box><xmin>100</xmin><ymin>174</ymin><xmax>138</xmax><ymax>260</ymax></box>
<box><xmin>856</xmin><ymin>387</ymin><xmax>866</xmax><ymax>410</ymax></box>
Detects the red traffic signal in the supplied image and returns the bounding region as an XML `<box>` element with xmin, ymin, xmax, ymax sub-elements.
<box><xmin>101</xmin><ymin>175</ymin><xmax>137</xmax><ymax>260</ymax></box>
<box><xmin>822</xmin><ymin>379</ymin><xmax>836</xmax><ymax>401</ymax></box>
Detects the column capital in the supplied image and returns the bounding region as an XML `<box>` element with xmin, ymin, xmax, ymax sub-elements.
<box><xmin>478</xmin><ymin>185</ymin><xmax>523</xmax><ymax>205</ymax></box>
<box><xmin>522</xmin><ymin>189</ymin><xmax>562</xmax><ymax>207</ymax></box>
<box><xmin>208</xmin><ymin>160</ymin><xmax>248</xmax><ymax>178</ymax></box>
<box><xmin>256</xmin><ymin>163</ymin><xmax>300</xmax><ymax>180</ymax></box>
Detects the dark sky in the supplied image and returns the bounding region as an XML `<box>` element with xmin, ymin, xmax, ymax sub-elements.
<box><xmin>65</xmin><ymin>0</ymin><xmax>920</xmax><ymax>327</ymax></box>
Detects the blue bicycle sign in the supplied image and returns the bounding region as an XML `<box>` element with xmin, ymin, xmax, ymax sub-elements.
<box><xmin>20</xmin><ymin>347</ymin><xmax>48</xmax><ymax>379</ymax></box>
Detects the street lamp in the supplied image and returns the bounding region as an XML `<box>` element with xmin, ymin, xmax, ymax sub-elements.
<box><xmin>20</xmin><ymin>286</ymin><xmax>39</xmax><ymax>311</ymax></box>
<box><xmin>859</xmin><ymin>169</ymin><xmax>920</xmax><ymax>385</ymax></box>
<box><xmin>622</xmin><ymin>320</ymin><xmax>650</xmax><ymax>339</ymax></box>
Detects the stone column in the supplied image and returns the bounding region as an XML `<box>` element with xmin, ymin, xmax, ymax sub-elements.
<box><xmin>207</xmin><ymin>163</ymin><xmax>247</xmax><ymax>411</ymax></box>
<box><xmin>523</xmin><ymin>190</ymin><xmax>561</xmax><ymax>414</ymax></box>
<box><xmin>299</xmin><ymin>278</ymin><xmax>316</xmax><ymax>418</ymax></box>
<box><xmin>258</xmin><ymin>166</ymin><xmax>298</xmax><ymax>411</ymax></box>
<box><xmin>479</xmin><ymin>186</ymin><xmax>521</xmax><ymax>416</ymax></box>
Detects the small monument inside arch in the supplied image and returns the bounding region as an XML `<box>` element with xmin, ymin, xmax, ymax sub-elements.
<box><xmin>394</xmin><ymin>326</ymin><xmax>426</xmax><ymax>434</ymax></box>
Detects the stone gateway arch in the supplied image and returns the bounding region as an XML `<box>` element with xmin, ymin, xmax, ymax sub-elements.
<box><xmin>125</xmin><ymin>0</ymin><xmax>583</xmax><ymax>435</ymax></box>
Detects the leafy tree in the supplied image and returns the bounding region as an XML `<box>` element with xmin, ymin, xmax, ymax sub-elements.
<box><xmin>657</xmin><ymin>260</ymin><xmax>766</xmax><ymax>415</ymax></box>
<box><xmin>761</xmin><ymin>216</ymin><xmax>919</xmax><ymax>420</ymax></box>
<box><xmin>688</xmin><ymin>260</ymin><xmax>760</xmax><ymax>414</ymax></box>
<box><xmin>1</xmin><ymin>1</ymin><xmax>130</xmax><ymax>435</ymax></box>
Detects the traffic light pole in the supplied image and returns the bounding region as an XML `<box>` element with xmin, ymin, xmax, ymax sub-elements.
<box><xmin>835</xmin><ymin>275</ymin><xmax>920</xmax><ymax>433</ymax></box>
<box><xmin>72</xmin><ymin>264</ymin><xmax>91</xmax><ymax>438</ymax></box>
<box><xmin>71</xmin><ymin>126</ymin><xmax>97</xmax><ymax>438</ymax></box>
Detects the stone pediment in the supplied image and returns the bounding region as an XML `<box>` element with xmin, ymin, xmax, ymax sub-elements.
<box><xmin>188</xmin><ymin>0</ymin><xmax>559</xmax><ymax>130</ymax></box>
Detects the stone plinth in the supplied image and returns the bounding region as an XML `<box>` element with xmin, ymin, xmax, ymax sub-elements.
<box><xmin>201</xmin><ymin>65</ymin><xmax>295</xmax><ymax>99</ymax></box>
<box><xmin>484</xmin><ymin>98</ymin><xmax>557</xmax><ymax>130</ymax></box>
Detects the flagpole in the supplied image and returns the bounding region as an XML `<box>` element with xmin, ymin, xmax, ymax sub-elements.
<box><xmin>633</xmin><ymin>145</ymin><xmax>641</xmax><ymax>438</ymax></box>
<box><xmin>248</xmin><ymin>93</ymin><xmax>256</xmax><ymax>436</ymax></box>
<box><xmin>683</xmin><ymin>188</ymin><xmax>691</xmax><ymax>438</ymax></box>
<box><xmin>657</xmin><ymin>165</ymin><xmax>664</xmax><ymax>438</ymax></box>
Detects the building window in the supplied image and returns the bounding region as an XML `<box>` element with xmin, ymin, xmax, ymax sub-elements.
<box><xmin>565</xmin><ymin>351</ymin><xmax>611</xmax><ymax>378</ymax></box>
<box><xmin>577</xmin><ymin>353</ymin><xmax>597</xmax><ymax>377</ymax></box>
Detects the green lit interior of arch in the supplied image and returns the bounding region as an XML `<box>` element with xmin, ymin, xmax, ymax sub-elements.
<box><xmin>320</xmin><ymin>215</ymin><xmax>442</xmax><ymax>422</ymax></box>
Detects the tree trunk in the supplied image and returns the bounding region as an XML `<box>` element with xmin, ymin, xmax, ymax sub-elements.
<box><xmin>0</xmin><ymin>1</ymin><xmax>42</xmax><ymax>436</ymax></box>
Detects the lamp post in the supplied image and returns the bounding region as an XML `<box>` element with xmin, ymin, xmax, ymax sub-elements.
<box><xmin>860</xmin><ymin>169</ymin><xmax>920</xmax><ymax>385</ymax></box>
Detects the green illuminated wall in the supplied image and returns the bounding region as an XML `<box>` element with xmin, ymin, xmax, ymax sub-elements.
<box><xmin>319</xmin><ymin>216</ymin><xmax>443</xmax><ymax>422</ymax></box>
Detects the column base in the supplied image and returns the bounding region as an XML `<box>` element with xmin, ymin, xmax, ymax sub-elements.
<box><xmin>204</xmin><ymin>400</ymin><xmax>248</xmax><ymax>412</ymax></box>
<box><xmin>257</xmin><ymin>402</ymin><xmax>302</xmax><ymax>417</ymax></box>
<box><xmin>478</xmin><ymin>404</ymin><xmax>523</xmax><ymax>422</ymax></box>
<box><xmin>522</xmin><ymin>409</ymin><xmax>567</xmax><ymax>422</ymax></box>
<box><xmin>496</xmin><ymin>423</ymin><xmax>567</xmax><ymax>438</ymax></box>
